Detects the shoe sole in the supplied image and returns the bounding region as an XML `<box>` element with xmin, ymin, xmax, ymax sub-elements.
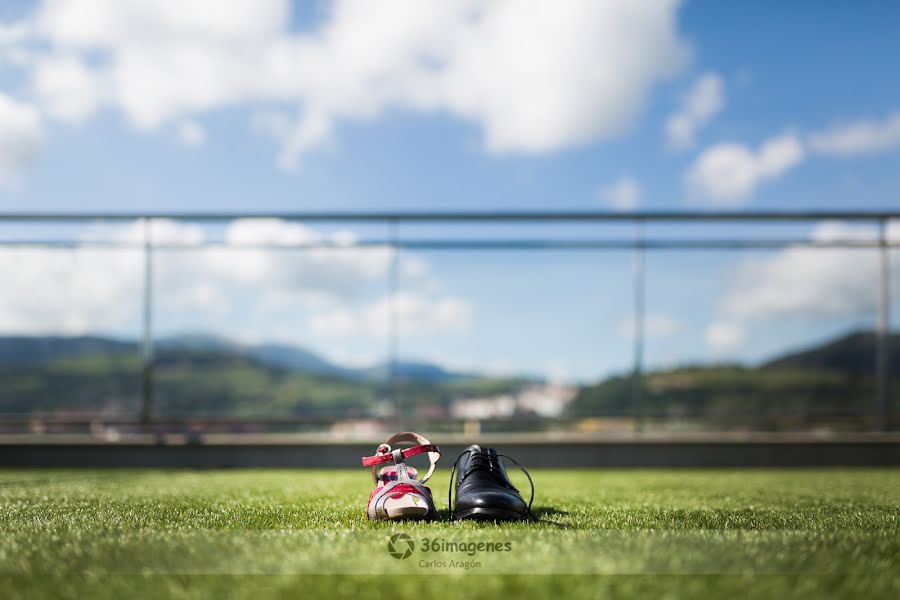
<box><xmin>454</xmin><ymin>507</ymin><xmax>526</xmax><ymax>521</ymax></box>
<box><xmin>382</xmin><ymin>494</ymin><xmax>431</xmax><ymax>520</ymax></box>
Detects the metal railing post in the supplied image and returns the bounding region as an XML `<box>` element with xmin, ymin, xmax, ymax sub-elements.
<box><xmin>877</xmin><ymin>217</ymin><xmax>891</xmax><ymax>431</ymax></box>
<box><xmin>140</xmin><ymin>218</ymin><xmax>155</xmax><ymax>427</ymax></box>
<box><xmin>388</xmin><ymin>218</ymin><xmax>400</xmax><ymax>421</ymax></box>
<box><xmin>632</xmin><ymin>221</ymin><xmax>645</xmax><ymax>432</ymax></box>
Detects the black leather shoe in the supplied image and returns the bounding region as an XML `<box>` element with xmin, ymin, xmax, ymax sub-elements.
<box><xmin>450</xmin><ymin>445</ymin><xmax>533</xmax><ymax>520</ymax></box>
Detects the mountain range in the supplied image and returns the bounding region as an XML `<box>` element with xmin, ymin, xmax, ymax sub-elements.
<box><xmin>0</xmin><ymin>333</ymin><xmax>475</xmax><ymax>383</ymax></box>
<box><xmin>2</xmin><ymin>328</ymin><xmax>896</xmax><ymax>380</ymax></box>
<box><xmin>569</xmin><ymin>330</ymin><xmax>899</xmax><ymax>427</ymax></box>
<box><xmin>0</xmin><ymin>329</ymin><xmax>896</xmax><ymax>424</ymax></box>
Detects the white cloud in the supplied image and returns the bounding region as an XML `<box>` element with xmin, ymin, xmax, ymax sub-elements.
<box><xmin>719</xmin><ymin>222</ymin><xmax>893</xmax><ymax>322</ymax></box>
<box><xmin>13</xmin><ymin>0</ymin><xmax>688</xmax><ymax>167</ymax></box>
<box><xmin>32</xmin><ymin>54</ymin><xmax>104</xmax><ymax>122</ymax></box>
<box><xmin>250</xmin><ymin>109</ymin><xmax>337</xmax><ymax>169</ymax></box>
<box><xmin>0</xmin><ymin>21</ymin><xmax>30</xmax><ymax>46</ymax></box>
<box><xmin>706</xmin><ymin>221</ymin><xmax>900</xmax><ymax>354</ymax></box>
<box><xmin>176</xmin><ymin>119</ymin><xmax>206</xmax><ymax>146</ymax></box>
<box><xmin>308</xmin><ymin>291</ymin><xmax>472</xmax><ymax>338</ymax></box>
<box><xmin>683</xmin><ymin>109</ymin><xmax>900</xmax><ymax>206</ymax></box>
<box><xmin>36</xmin><ymin>0</ymin><xmax>288</xmax><ymax>47</ymax></box>
<box><xmin>685</xmin><ymin>132</ymin><xmax>805</xmax><ymax>204</ymax></box>
<box><xmin>599</xmin><ymin>176</ymin><xmax>641</xmax><ymax>211</ymax></box>
<box><xmin>439</xmin><ymin>0</ymin><xmax>688</xmax><ymax>153</ymax></box>
<box><xmin>0</xmin><ymin>21</ymin><xmax>32</xmax><ymax>66</ymax></box>
<box><xmin>705</xmin><ymin>321</ymin><xmax>745</xmax><ymax>355</ymax></box>
<box><xmin>808</xmin><ymin>111</ymin><xmax>900</xmax><ymax>156</ymax></box>
<box><xmin>224</xmin><ymin>218</ymin><xmax>321</xmax><ymax>246</ymax></box>
<box><xmin>82</xmin><ymin>218</ymin><xmax>205</xmax><ymax>245</ymax></box>
<box><xmin>0</xmin><ymin>93</ymin><xmax>45</xmax><ymax>186</ymax></box>
<box><xmin>0</xmin><ymin>219</ymin><xmax>465</xmax><ymax>341</ymax></box>
<box><xmin>665</xmin><ymin>72</ymin><xmax>724</xmax><ymax>150</ymax></box>
<box><xmin>0</xmin><ymin>242</ymin><xmax>145</xmax><ymax>335</ymax></box>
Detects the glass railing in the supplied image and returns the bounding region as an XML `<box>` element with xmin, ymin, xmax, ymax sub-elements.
<box><xmin>0</xmin><ymin>211</ymin><xmax>895</xmax><ymax>437</ymax></box>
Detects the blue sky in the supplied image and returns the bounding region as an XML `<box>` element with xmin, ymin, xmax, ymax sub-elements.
<box><xmin>0</xmin><ymin>1</ymin><xmax>898</xmax><ymax>381</ymax></box>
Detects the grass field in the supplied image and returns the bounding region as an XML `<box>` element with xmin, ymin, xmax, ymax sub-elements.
<box><xmin>0</xmin><ymin>468</ymin><xmax>897</xmax><ymax>599</ymax></box>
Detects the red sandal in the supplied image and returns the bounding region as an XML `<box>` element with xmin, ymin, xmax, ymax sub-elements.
<box><xmin>361</xmin><ymin>432</ymin><xmax>440</xmax><ymax>521</ymax></box>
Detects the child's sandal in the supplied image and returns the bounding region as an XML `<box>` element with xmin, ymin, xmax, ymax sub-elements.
<box><xmin>361</xmin><ymin>432</ymin><xmax>440</xmax><ymax>521</ymax></box>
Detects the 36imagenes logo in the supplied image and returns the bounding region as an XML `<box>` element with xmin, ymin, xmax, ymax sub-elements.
<box><xmin>387</xmin><ymin>532</ymin><xmax>415</xmax><ymax>559</ymax></box>
<box><xmin>421</xmin><ymin>538</ymin><xmax>513</xmax><ymax>556</ymax></box>
<box><xmin>386</xmin><ymin>531</ymin><xmax>514</xmax><ymax>565</ymax></box>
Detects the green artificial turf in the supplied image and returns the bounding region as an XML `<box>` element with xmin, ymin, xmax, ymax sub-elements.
<box><xmin>0</xmin><ymin>468</ymin><xmax>897</xmax><ymax>599</ymax></box>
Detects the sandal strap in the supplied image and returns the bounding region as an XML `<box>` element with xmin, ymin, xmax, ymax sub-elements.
<box><xmin>361</xmin><ymin>431</ymin><xmax>441</xmax><ymax>484</ymax></box>
<box><xmin>361</xmin><ymin>444</ymin><xmax>439</xmax><ymax>467</ymax></box>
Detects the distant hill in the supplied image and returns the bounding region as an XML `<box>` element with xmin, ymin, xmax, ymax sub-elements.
<box><xmin>568</xmin><ymin>329</ymin><xmax>899</xmax><ymax>428</ymax></box>
<box><xmin>0</xmin><ymin>338</ymin><xmax>527</xmax><ymax>417</ymax></box>
<box><xmin>157</xmin><ymin>334</ymin><xmax>484</xmax><ymax>382</ymax></box>
<box><xmin>156</xmin><ymin>333</ymin><xmax>242</xmax><ymax>353</ymax></box>
<box><xmin>762</xmin><ymin>331</ymin><xmax>900</xmax><ymax>375</ymax></box>
<box><xmin>247</xmin><ymin>343</ymin><xmax>355</xmax><ymax>378</ymax></box>
<box><xmin>3</xmin><ymin>328</ymin><xmax>893</xmax><ymax>426</ymax></box>
<box><xmin>0</xmin><ymin>333</ymin><xmax>479</xmax><ymax>383</ymax></box>
<box><xmin>0</xmin><ymin>336</ymin><xmax>135</xmax><ymax>367</ymax></box>
<box><xmin>360</xmin><ymin>360</ymin><xmax>472</xmax><ymax>383</ymax></box>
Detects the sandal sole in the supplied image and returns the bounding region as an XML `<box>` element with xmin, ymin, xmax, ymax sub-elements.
<box><xmin>382</xmin><ymin>494</ymin><xmax>432</xmax><ymax>520</ymax></box>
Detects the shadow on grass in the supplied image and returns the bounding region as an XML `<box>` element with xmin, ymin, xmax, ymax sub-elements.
<box><xmin>530</xmin><ymin>507</ymin><xmax>569</xmax><ymax>528</ymax></box>
<box><xmin>432</xmin><ymin>506</ymin><xmax>570</xmax><ymax>528</ymax></box>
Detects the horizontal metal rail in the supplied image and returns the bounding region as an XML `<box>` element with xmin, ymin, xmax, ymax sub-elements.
<box><xmin>0</xmin><ymin>412</ymin><xmax>889</xmax><ymax>427</ymax></box>
<box><xmin>0</xmin><ymin>239</ymin><xmax>897</xmax><ymax>250</ymax></box>
<box><xmin>0</xmin><ymin>210</ymin><xmax>898</xmax><ymax>222</ymax></box>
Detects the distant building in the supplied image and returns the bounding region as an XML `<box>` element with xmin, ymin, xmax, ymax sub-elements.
<box><xmin>450</xmin><ymin>383</ymin><xmax>577</xmax><ymax>420</ymax></box>
<box><xmin>450</xmin><ymin>395</ymin><xmax>517</xmax><ymax>420</ymax></box>
<box><xmin>516</xmin><ymin>383</ymin><xmax>577</xmax><ymax>417</ymax></box>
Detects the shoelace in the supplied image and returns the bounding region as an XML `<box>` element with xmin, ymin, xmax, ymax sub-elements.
<box><xmin>448</xmin><ymin>448</ymin><xmax>535</xmax><ymax>521</ymax></box>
